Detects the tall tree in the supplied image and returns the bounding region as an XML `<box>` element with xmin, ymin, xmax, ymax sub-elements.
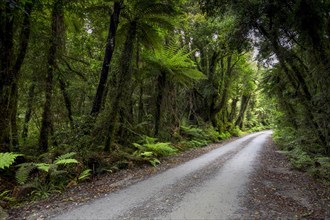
<box><xmin>39</xmin><ymin>0</ymin><xmax>65</xmax><ymax>152</ymax></box>
<box><xmin>104</xmin><ymin>0</ymin><xmax>176</xmax><ymax>151</ymax></box>
<box><xmin>0</xmin><ymin>1</ymin><xmax>34</xmax><ymax>152</ymax></box>
<box><xmin>90</xmin><ymin>1</ymin><xmax>123</xmax><ymax>117</ymax></box>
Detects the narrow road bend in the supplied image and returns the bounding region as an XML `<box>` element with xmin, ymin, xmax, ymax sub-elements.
<box><xmin>52</xmin><ymin>131</ymin><xmax>272</xmax><ymax>219</ymax></box>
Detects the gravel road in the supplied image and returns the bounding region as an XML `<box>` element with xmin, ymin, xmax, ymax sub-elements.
<box><xmin>52</xmin><ymin>131</ymin><xmax>272</xmax><ymax>220</ymax></box>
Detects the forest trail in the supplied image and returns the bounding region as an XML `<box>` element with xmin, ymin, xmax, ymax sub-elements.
<box><xmin>52</xmin><ymin>131</ymin><xmax>271</xmax><ymax>219</ymax></box>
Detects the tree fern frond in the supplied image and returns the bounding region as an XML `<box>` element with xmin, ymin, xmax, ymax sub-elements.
<box><xmin>0</xmin><ymin>152</ymin><xmax>23</xmax><ymax>169</ymax></box>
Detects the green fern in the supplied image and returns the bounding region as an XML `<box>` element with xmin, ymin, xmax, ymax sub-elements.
<box><xmin>55</xmin><ymin>158</ymin><xmax>78</xmax><ymax>165</ymax></box>
<box><xmin>16</xmin><ymin>163</ymin><xmax>35</xmax><ymax>185</ymax></box>
<box><xmin>54</xmin><ymin>152</ymin><xmax>77</xmax><ymax>163</ymax></box>
<box><xmin>0</xmin><ymin>152</ymin><xmax>22</xmax><ymax>169</ymax></box>
<box><xmin>144</xmin><ymin>142</ymin><xmax>177</xmax><ymax>157</ymax></box>
<box><xmin>15</xmin><ymin>152</ymin><xmax>79</xmax><ymax>185</ymax></box>
<box><xmin>35</xmin><ymin>163</ymin><xmax>51</xmax><ymax>172</ymax></box>
<box><xmin>78</xmin><ymin>169</ymin><xmax>92</xmax><ymax>181</ymax></box>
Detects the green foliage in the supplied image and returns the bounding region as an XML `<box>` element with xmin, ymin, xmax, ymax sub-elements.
<box><xmin>78</xmin><ymin>169</ymin><xmax>92</xmax><ymax>181</ymax></box>
<box><xmin>16</xmin><ymin>163</ymin><xmax>35</xmax><ymax>185</ymax></box>
<box><xmin>145</xmin><ymin>42</ymin><xmax>206</xmax><ymax>87</ymax></box>
<box><xmin>0</xmin><ymin>153</ymin><xmax>22</xmax><ymax>169</ymax></box>
<box><xmin>178</xmin><ymin>139</ymin><xmax>209</xmax><ymax>149</ymax></box>
<box><xmin>229</xmin><ymin>126</ymin><xmax>241</xmax><ymax>137</ymax></box>
<box><xmin>132</xmin><ymin>136</ymin><xmax>178</xmax><ymax>166</ymax></box>
<box><xmin>219</xmin><ymin>131</ymin><xmax>231</xmax><ymax>140</ymax></box>
<box><xmin>288</xmin><ymin>148</ymin><xmax>314</xmax><ymax>170</ymax></box>
<box><xmin>15</xmin><ymin>152</ymin><xmax>80</xmax><ymax>185</ymax></box>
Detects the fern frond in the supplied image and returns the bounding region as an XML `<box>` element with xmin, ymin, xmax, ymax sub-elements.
<box><xmin>78</xmin><ymin>169</ymin><xmax>92</xmax><ymax>181</ymax></box>
<box><xmin>0</xmin><ymin>152</ymin><xmax>23</xmax><ymax>169</ymax></box>
<box><xmin>55</xmin><ymin>158</ymin><xmax>78</xmax><ymax>165</ymax></box>
<box><xmin>35</xmin><ymin>163</ymin><xmax>51</xmax><ymax>172</ymax></box>
<box><xmin>145</xmin><ymin>142</ymin><xmax>177</xmax><ymax>157</ymax></box>
<box><xmin>16</xmin><ymin>163</ymin><xmax>35</xmax><ymax>185</ymax></box>
<box><xmin>54</xmin><ymin>152</ymin><xmax>77</xmax><ymax>163</ymax></box>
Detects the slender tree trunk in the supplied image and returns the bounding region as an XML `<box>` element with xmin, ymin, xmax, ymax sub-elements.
<box><xmin>104</xmin><ymin>22</ymin><xmax>137</xmax><ymax>151</ymax></box>
<box><xmin>11</xmin><ymin>1</ymin><xmax>35</xmax><ymax>151</ymax></box>
<box><xmin>0</xmin><ymin>3</ymin><xmax>15</xmax><ymax>152</ymax></box>
<box><xmin>91</xmin><ymin>1</ymin><xmax>122</xmax><ymax>116</ymax></box>
<box><xmin>39</xmin><ymin>0</ymin><xmax>64</xmax><ymax>152</ymax></box>
<box><xmin>228</xmin><ymin>97</ymin><xmax>239</xmax><ymax>123</ymax></box>
<box><xmin>22</xmin><ymin>83</ymin><xmax>35</xmax><ymax>140</ymax></box>
<box><xmin>138</xmin><ymin>82</ymin><xmax>144</xmax><ymax>123</ymax></box>
<box><xmin>59</xmin><ymin>78</ymin><xmax>74</xmax><ymax>128</ymax></box>
<box><xmin>0</xmin><ymin>1</ymin><xmax>34</xmax><ymax>151</ymax></box>
<box><xmin>155</xmin><ymin>71</ymin><xmax>166</xmax><ymax>136</ymax></box>
<box><xmin>10</xmin><ymin>81</ymin><xmax>19</xmax><ymax>150</ymax></box>
<box><xmin>235</xmin><ymin>94</ymin><xmax>251</xmax><ymax>129</ymax></box>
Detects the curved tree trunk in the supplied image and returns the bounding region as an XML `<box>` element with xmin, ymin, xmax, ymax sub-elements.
<box><xmin>91</xmin><ymin>1</ymin><xmax>122</xmax><ymax>117</ymax></box>
<box><xmin>235</xmin><ymin>94</ymin><xmax>251</xmax><ymax>129</ymax></box>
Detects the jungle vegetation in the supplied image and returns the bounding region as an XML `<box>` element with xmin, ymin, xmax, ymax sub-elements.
<box><xmin>0</xmin><ymin>0</ymin><xmax>329</xmax><ymax>206</ymax></box>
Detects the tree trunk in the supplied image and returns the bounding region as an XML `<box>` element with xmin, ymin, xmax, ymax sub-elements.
<box><xmin>0</xmin><ymin>3</ymin><xmax>15</xmax><ymax>152</ymax></box>
<box><xmin>104</xmin><ymin>21</ymin><xmax>137</xmax><ymax>151</ymax></box>
<box><xmin>138</xmin><ymin>82</ymin><xmax>144</xmax><ymax>123</ymax></box>
<box><xmin>155</xmin><ymin>71</ymin><xmax>166</xmax><ymax>136</ymax></box>
<box><xmin>39</xmin><ymin>0</ymin><xmax>64</xmax><ymax>152</ymax></box>
<box><xmin>235</xmin><ymin>94</ymin><xmax>251</xmax><ymax>129</ymax></box>
<box><xmin>22</xmin><ymin>83</ymin><xmax>35</xmax><ymax>141</ymax></box>
<box><xmin>90</xmin><ymin>1</ymin><xmax>122</xmax><ymax>117</ymax></box>
<box><xmin>59</xmin><ymin>78</ymin><xmax>74</xmax><ymax>128</ymax></box>
<box><xmin>210</xmin><ymin>56</ymin><xmax>233</xmax><ymax>128</ymax></box>
<box><xmin>10</xmin><ymin>81</ymin><xmax>19</xmax><ymax>150</ymax></box>
<box><xmin>0</xmin><ymin>1</ymin><xmax>34</xmax><ymax>152</ymax></box>
<box><xmin>228</xmin><ymin>97</ymin><xmax>238</xmax><ymax>123</ymax></box>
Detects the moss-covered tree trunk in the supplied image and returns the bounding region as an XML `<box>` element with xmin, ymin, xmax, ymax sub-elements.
<box><xmin>235</xmin><ymin>94</ymin><xmax>251</xmax><ymax>129</ymax></box>
<box><xmin>39</xmin><ymin>0</ymin><xmax>64</xmax><ymax>152</ymax></box>
<box><xmin>104</xmin><ymin>22</ymin><xmax>137</xmax><ymax>152</ymax></box>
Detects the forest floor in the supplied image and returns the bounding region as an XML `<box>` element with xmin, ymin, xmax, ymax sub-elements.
<box><xmin>7</xmin><ymin>132</ymin><xmax>330</xmax><ymax>219</ymax></box>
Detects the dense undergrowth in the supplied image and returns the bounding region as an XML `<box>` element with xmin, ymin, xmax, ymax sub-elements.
<box><xmin>273</xmin><ymin>128</ymin><xmax>330</xmax><ymax>185</ymax></box>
